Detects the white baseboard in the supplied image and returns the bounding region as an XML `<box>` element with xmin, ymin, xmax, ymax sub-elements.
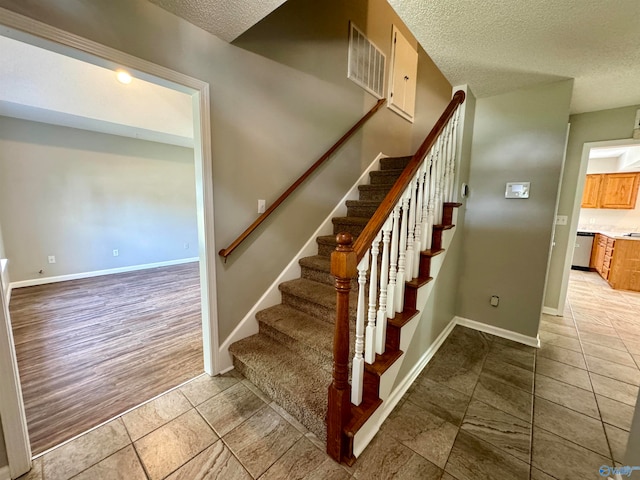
<box><xmin>9</xmin><ymin>257</ymin><xmax>199</xmax><ymax>290</ymax></box>
<box><xmin>454</xmin><ymin>316</ymin><xmax>541</xmax><ymax>348</ymax></box>
<box><xmin>542</xmin><ymin>306</ymin><xmax>559</xmax><ymax>316</ymax></box>
<box><xmin>353</xmin><ymin>315</ymin><xmax>457</xmax><ymax>457</ymax></box>
<box><xmin>217</xmin><ymin>153</ymin><xmax>389</xmax><ymax>371</ymax></box>
<box><xmin>0</xmin><ymin>465</ymin><xmax>9</xmax><ymax>480</ymax></box>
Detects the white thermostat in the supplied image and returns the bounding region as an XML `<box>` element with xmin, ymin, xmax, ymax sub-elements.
<box><xmin>505</xmin><ymin>182</ymin><xmax>530</xmax><ymax>199</ymax></box>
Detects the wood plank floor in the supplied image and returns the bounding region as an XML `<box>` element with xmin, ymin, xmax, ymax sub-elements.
<box><xmin>9</xmin><ymin>262</ymin><xmax>203</xmax><ymax>455</ymax></box>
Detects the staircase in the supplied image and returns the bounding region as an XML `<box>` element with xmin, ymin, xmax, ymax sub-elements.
<box><xmin>228</xmin><ymin>155</ymin><xmax>456</xmax><ymax>444</ymax></box>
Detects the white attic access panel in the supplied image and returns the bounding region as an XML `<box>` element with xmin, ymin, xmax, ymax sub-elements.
<box><xmin>388</xmin><ymin>25</ymin><xmax>418</xmax><ymax>122</ymax></box>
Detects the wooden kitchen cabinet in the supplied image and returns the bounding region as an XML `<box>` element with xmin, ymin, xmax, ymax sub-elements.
<box><xmin>581</xmin><ymin>172</ymin><xmax>640</xmax><ymax>209</ymax></box>
<box><xmin>581</xmin><ymin>174</ymin><xmax>602</xmax><ymax>208</ymax></box>
<box><xmin>592</xmin><ymin>234</ymin><xmax>609</xmax><ymax>278</ymax></box>
<box><xmin>608</xmin><ymin>239</ymin><xmax>640</xmax><ymax>291</ymax></box>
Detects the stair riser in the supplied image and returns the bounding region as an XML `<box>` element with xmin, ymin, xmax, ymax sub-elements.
<box><xmin>358</xmin><ymin>188</ymin><xmax>389</xmax><ymax>202</ymax></box>
<box><xmin>258</xmin><ymin>321</ymin><xmax>333</xmax><ymax>372</ymax></box>
<box><xmin>301</xmin><ymin>266</ymin><xmax>358</xmax><ymax>289</ymax></box>
<box><xmin>281</xmin><ymin>291</ymin><xmax>357</xmax><ymax>324</ymax></box>
<box><xmin>231</xmin><ymin>359</ymin><xmax>327</xmax><ymax>441</ymax></box>
<box><xmin>369</xmin><ymin>171</ymin><xmax>402</xmax><ymax>185</ymax></box>
<box><xmin>380</xmin><ymin>157</ymin><xmax>411</xmax><ymax>170</ymax></box>
<box><xmin>347</xmin><ymin>205</ymin><xmax>379</xmax><ymax>218</ymax></box>
<box><xmin>333</xmin><ymin>222</ymin><xmax>365</xmax><ymax>237</ymax></box>
<box><xmin>317</xmin><ymin>241</ymin><xmax>336</xmax><ymax>257</ymax></box>
<box><xmin>282</xmin><ymin>291</ymin><xmax>336</xmax><ymax>323</ymax></box>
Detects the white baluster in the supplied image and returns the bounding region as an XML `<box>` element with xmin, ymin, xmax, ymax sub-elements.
<box><xmin>435</xmin><ymin>127</ymin><xmax>447</xmax><ymax>225</ymax></box>
<box><xmin>386</xmin><ymin>204</ymin><xmax>401</xmax><ymax>319</ymax></box>
<box><xmin>425</xmin><ymin>137</ymin><xmax>441</xmax><ymax>249</ymax></box>
<box><xmin>421</xmin><ymin>152</ymin><xmax>433</xmax><ymax>251</ymax></box>
<box><xmin>442</xmin><ymin>121</ymin><xmax>453</xmax><ymax>205</ymax></box>
<box><xmin>448</xmin><ymin>110</ymin><xmax>461</xmax><ymax>202</ymax></box>
<box><xmin>413</xmin><ymin>161</ymin><xmax>426</xmax><ymax>277</ymax></box>
<box><xmin>405</xmin><ymin>173</ymin><xmax>418</xmax><ymax>282</ymax></box>
<box><xmin>365</xmin><ymin>231</ymin><xmax>381</xmax><ymax>364</ymax></box>
<box><xmin>376</xmin><ymin>216</ymin><xmax>392</xmax><ymax>354</ymax></box>
<box><xmin>351</xmin><ymin>251</ymin><xmax>369</xmax><ymax>406</ymax></box>
<box><xmin>395</xmin><ymin>192</ymin><xmax>410</xmax><ymax>313</ymax></box>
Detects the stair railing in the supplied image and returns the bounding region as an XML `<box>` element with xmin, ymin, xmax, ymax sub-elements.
<box><xmin>327</xmin><ymin>90</ymin><xmax>465</xmax><ymax>463</ymax></box>
<box><xmin>218</xmin><ymin>98</ymin><xmax>386</xmax><ymax>260</ymax></box>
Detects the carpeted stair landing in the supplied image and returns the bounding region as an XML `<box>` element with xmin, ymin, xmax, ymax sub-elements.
<box><xmin>229</xmin><ymin>156</ymin><xmax>411</xmax><ymax>442</ymax></box>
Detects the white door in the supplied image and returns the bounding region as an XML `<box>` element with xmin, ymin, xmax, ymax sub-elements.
<box><xmin>388</xmin><ymin>26</ymin><xmax>418</xmax><ymax>121</ymax></box>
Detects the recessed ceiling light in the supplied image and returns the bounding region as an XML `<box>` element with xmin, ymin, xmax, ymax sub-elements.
<box><xmin>116</xmin><ymin>70</ymin><xmax>132</xmax><ymax>84</ymax></box>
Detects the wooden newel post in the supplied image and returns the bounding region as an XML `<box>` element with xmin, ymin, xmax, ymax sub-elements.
<box><xmin>327</xmin><ymin>232</ymin><xmax>357</xmax><ymax>462</ymax></box>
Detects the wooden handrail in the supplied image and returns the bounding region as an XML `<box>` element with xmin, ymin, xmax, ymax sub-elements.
<box><xmin>326</xmin><ymin>90</ymin><xmax>465</xmax><ymax>464</ymax></box>
<box><xmin>352</xmin><ymin>90</ymin><xmax>465</xmax><ymax>262</ymax></box>
<box><xmin>218</xmin><ymin>98</ymin><xmax>386</xmax><ymax>260</ymax></box>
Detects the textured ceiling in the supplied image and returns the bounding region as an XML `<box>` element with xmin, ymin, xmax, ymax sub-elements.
<box><xmin>147</xmin><ymin>0</ymin><xmax>287</xmax><ymax>42</ymax></box>
<box><xmin>146</xmin><ymin>0</ymin><xmax>640</xmax><ymax>114</ymax></box>
<box><xmin>388</xmin><ymin>0</ymin><xmax>640</xmax><ymax>113</ymax></box>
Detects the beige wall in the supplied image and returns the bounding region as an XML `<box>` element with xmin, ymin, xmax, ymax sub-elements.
<box><xmin>457</xmin><ymin>80</ymin><xmax>573</xmax><ymax>337</ymax></box>
<box><xmin>544</xmin><ymin>104</ymin><xmax>640</xmax><ymax>311</ymax></box>
<box><xmin>0</xmin><ymin>116</ymin><xmax>198</xmax><ymax>282</ymax></box>
<box><xmin>0</xmin><ymin>419</ymin><xmax>6</xmax><ymax>468</ymax></box>
<box><xmin>0</xmin><ymin>0</ymin><xmax>451</xmax><ymax>344</ymax></box>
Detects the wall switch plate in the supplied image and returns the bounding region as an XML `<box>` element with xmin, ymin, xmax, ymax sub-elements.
<box><xmin>113</xmin><ymin>249</ymin><xmax>119</xmax><ymax>257</ymax></box>
<box><xmin>48</xmin><ymin>255</ymin><xmax>56</xmax><ymax>264</ymax></box>
<box><xmin>555</xmin><ymin>215</ymin><xmax>568</xmax><ymax>225</ymax></box>
<box><xmin>258</xmin><ymin>199</ymin><xmax>266</xmax><ymax>214</ymax></box>
<box><xmin>184</xmin><ymin>242</ymin><xmax>189</xmax><ymax>250</ymax></box>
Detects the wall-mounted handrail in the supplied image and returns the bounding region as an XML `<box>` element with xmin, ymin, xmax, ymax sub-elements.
<box><xmin>352</xmin><ymin>90</ymin><xmax>465</xmax><ymax>262</ymax></box>
<box><xmin>218</xmin><ymin>98</ymin><xmax>386</xmax><ymax>260</ymax></box>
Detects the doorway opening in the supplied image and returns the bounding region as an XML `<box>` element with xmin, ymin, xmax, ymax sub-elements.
<box><xmin>557</xmin><ymin>139</ymin><xmax>640</xmax><ymax>313</ymax></box>
<box><xmin>0</xmin><ymin>15</ymin><xmax>218</xmax><ymax>477</ymax></box>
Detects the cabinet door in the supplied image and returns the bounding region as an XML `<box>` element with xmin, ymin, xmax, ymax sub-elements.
<box><xmin>599</xmin><ymin>173</ymin><xmax>640</xmax><ymax>209</ymax></box>
<box><xmin>581</xmin><ymin>174</ymin><xmax>602</xmax><ymax>208</ymax></box>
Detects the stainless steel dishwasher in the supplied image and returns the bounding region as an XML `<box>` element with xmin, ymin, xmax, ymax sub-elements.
<box><xmin>571</xmin><ymin>232</ymin><xmax>595</xmax><ymax>270</ymax></box>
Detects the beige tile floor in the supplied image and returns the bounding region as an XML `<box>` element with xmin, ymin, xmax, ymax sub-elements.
<box><xmin>18</xmin><ymin>270</ymin><xmax>640</xmax><ymax>479</ymax></box>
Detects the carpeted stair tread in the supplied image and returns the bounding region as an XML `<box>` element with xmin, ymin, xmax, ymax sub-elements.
<box><xmin>229</xmin><ymin>334</ymin><xmax>329</xmax><ymax>440</ymax></box>
<box><xmin>279</xmin><ymin>278</ymin><xmax>358</xmax><ymax>323</ymax></box>
<box><xmin>380</xmin><ymin>156</ymin><xmax>412</xmax><ymax>170</ymax></box>
<box><xmin>299</xmin><ymin>255</ymin><xmax>331</xmax><ymax>273</ymax></box>
<box><xmin>256</xmin><ymin>304</ymin><xmax>339</xmax><ymax>372</ymax></box>
<box><xmin>332</xmin><ymin>216</ymin><xmax>370</xmax><ymax>226</ymax></box>
<box><xmin>358</xmin><ymin>184</ymin><xmax>394</xmax><ymax>201</ymax></box>
<box><xmin>332</xmin><ymin>216</ymin><xmax>371</xmax><ymax>236</ymax></box>
<box><xmin>369</xmin><ymin>169</ymin><xmax>404</xmax><ymax>185</ymax></box>
<box><xmin>345</xmin><ymin>200</ymin><xmax>382</xmax><ymax>218</ymax></box>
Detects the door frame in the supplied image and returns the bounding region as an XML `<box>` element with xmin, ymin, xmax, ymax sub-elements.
<box><xmin>554</xmin><ymin>137</ymin><xmax>640</xmax><ymax>316</ymax></box>
<box><xmin>0</xmin><ymin>8</ymin><xmax>220</xmax><ymax>478</ymax></box>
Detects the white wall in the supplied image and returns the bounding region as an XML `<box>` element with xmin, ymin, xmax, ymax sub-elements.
<box><xmin>457</xmin><ymin>80</ymin><xmax>573</xmax><ymax>337</ymax></box>
<box><xmin>0</xmin><ymin>116</ymin><xmax>198</xmax><ymax>283</ymax></box>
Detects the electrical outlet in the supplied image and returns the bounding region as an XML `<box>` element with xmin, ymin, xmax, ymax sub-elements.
<box><xmin>48</xmin><ymin>255</ymin><xmax>56</xmax><ymax>264</ymax></box>
<box><xmin>258</xmin><ymin>199</ymin><xmax>266</xmax><ymax>214</ymax></box>
<box><xmin>490</xmin><ymin>295</ymin><xmax>500</xmax><ymax>307</ymax></box>
<box><xmin>113</xmin><ymin>249</ymin><xmax>119</xmax><ymax>257</ymax></box>
<box><xmin>555</xmin><ymin>215</ymin><xmax>568</xmax><ymax>226</ymax></box>
<box><xmin>184</xmin><ymin>242</ymin><xmax>190</xmax><ymax>250</ymax></box>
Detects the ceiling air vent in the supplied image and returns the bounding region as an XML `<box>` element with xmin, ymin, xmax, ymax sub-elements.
<box><xmin>348</xmin><ymin>23</ymin><xmax>385</xmax><ymax>99</ymax></box>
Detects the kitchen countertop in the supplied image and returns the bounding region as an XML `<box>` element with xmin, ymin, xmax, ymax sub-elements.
<box><xmin>578</xmin><ymin>230</ymin><xmax>640</xmax><ymax>241</ymax></box>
